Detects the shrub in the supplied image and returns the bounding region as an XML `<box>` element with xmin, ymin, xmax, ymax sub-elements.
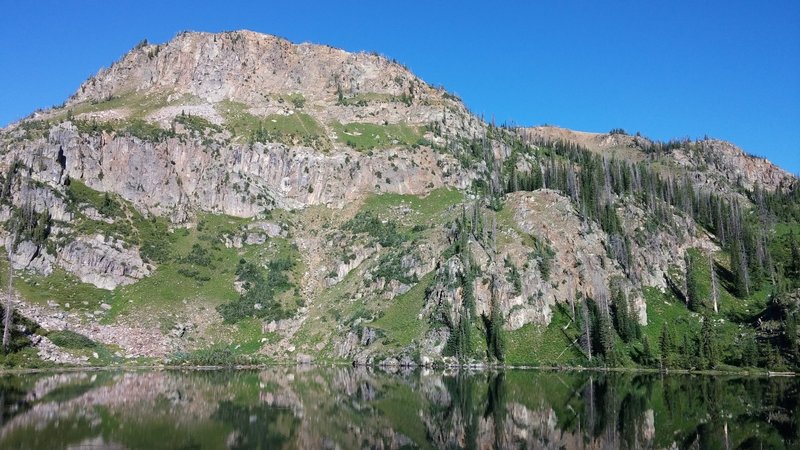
<box><xmin>344</xmin><ymin>211</ymin><xmax>407</xmax><ymax>247</ymax></box>
<box><xmin>48</xmin><ymin>330</ymin><xmax>97</xmax><ymax>349</ymax></box>
<box><xmin>217</xmin><ymin>257</ymin><xmax>296</xmax><ymax>323</ymax></box>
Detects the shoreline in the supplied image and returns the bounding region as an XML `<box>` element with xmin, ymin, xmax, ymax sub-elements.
<box><xmin>0</xmin><ymin>362</ymin><xmax>795</xmax><ymax>377</ymax></box>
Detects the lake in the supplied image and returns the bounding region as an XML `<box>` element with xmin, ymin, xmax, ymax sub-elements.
<box><xmin>0</xmin><ymin>367</ymin><xmax>797</xmax><ymax>449</ymax></box>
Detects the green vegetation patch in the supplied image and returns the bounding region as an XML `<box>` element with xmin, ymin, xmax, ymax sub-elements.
<box><xmin>66</xmin><ymin>92</ymin><xmax>182</xmax><ymax>119</ymax></box>
<box><xmin>105</xmin><ymin>214</ymin><xmax>253</xmax><ymax>320</ymax></box>
<box><xmin>65</xmin><ymin>179</ymin><xmax>174</xmax><ymax>263</ymax></box>
<box><xmin>372</xmin><ymin>272</ymin><xmax>434</xmax><ymax>347</ymax></box>
<box><xmin>174</xmin><ymin>112</ymin><xmax>222</xmax><ymax>134</ymax></box>
<box><xmin>64</xmin><ymin>92</ymin><xmax>206</xmax><ymax>141</ymax></box>
<box><xmin>9</xmin><ymin>119</ymin><xmax>54</xmax><ymax>142</ymax></box>
<box><xmin>341</xmin><ymin>189</ymin><xmax>462</xmax><ymax>252</ymax></box>
<box><xmin>504</xmin><ymin>305</ymin><xmax>579</xmax><ymax>366</ymax></box>
<box><xmin>274</xmin><ymin>93</ymin><xmax>306</xmax><ymax>109</ymax></box>
<box><xmin>14</xmin><ymin>267</ymin><xmax>113</xmax><ymax>311</ymax></box>
<box><xmin>218</xmin><ymin>100</ymin><xmax>329</xmax><ymax>149</ymax></box>
<box><xmin>361</xmin><ymin>188</ymin><xmax>463</xmax><ymax>225</ymax></box>
<box><xmin>67</xmin><ymin>179</ymin><xmax>123</xmax><ymax>218</ymax></box>
<box><xmin>331</xmin><ymin>122</ymin><xmax>422</xmax><ymax>151</ymax></box>
<box><xmin>48</xmin><ymin>330</ymin><xmax>97</xmax><ymax>349</ymax></box>
<box><xmin>124</xmin><ymin>118</ymin><xmax>175</xmax><ymax>141</ymax></box>
<box><xmin>344</xmin><ymin>211</ymin><xmax>408</xmax><ymax>247</ymax></box>
<box><xmin>216</xmin><ymin>251</ymin><xmax>298</xmax><ymax>324</ymax></box>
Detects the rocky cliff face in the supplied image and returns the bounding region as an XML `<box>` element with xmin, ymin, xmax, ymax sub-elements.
<box><xmin>14</xmin><ymin>123</ymin><xmax>467</xmax><ymax>219</ymax></box>
<box><xmin>0</xmin><ymin>30</ymin><xmax>795</xmax><ymax>366</ymax></box>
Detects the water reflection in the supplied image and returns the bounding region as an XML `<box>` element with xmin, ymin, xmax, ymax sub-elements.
<box><xmin>0</xmin><ymin>368</ymin><xmax>797</xmax><ymax>449</ymax></box>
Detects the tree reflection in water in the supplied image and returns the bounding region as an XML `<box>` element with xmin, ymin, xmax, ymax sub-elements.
<box><xmin>0</xmin><ymin>368</ymin><xmax>797</xmax><ymax>449</ymax></box>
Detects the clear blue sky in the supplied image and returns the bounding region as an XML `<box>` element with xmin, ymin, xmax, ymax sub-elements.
<box><xmin>1</xmin><ymin>1</ymin><xmax>798</xmax><ymax>173</ymax></box>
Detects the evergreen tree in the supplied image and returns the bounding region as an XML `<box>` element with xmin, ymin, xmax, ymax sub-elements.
<box><xmin>741</xmin><ymin>333</ymin><xmax>758</xmax><ymax>367</ymax></box>
<box><xmin>485</xmin><ymin>275</ymin><xmax>505</xmax><ymax>362</ymax></box>
<box><xmin>685</xmin><ymin>251</ymin><xmax>704</xmax><ymax>312</ymax></box>
<box><xmin>659</xmin><ymin>324</ymin><xmax>673</xmax><ymax>370</ymax></box>
<box><xmin>681</xmin><ymin>334</ymin><xmax>695</xmax><ymax>369</ymax></box>
<box><xmin>788</xmin><ymin>231</ymin><xmax>800</xmax><ymax>287</ymax></box>
<box><xmin>700</xmin><ymin>316</ymin><xmax>718</xmax><ymax>369</ymax></box>
<box><xmin>612</xmin><ymin>287</ymin><xmax>640</xmax><ymax>342</ymax></box>
<box><xmin>597</xmin><ymin>307</ymin><xmax>616</xmax><ymax>366</ymax></box>
<box><xmin>641</xmin><ymin>335</ymin><xmax>655</xmax><ymax>367</ymax></box>
<box><xmin>730</xmin><ymin>238</ymin><xmax>751</xmax><ymax>298</ymax></box>
<box><xmin>785</xmin><ymin>312</ymin><xmax>798</xmax><ymax>366</ymax></box>
<box><xmin>612</xmin><ymin>287</ymin><xmax>629</xmax><ymax>341</ymax></box>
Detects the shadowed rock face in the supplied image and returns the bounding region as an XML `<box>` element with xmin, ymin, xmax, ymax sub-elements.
<box><xmin>0</xmin><ymin>368</ymin><xmax>797</xmax><ymax>449</ymax></box>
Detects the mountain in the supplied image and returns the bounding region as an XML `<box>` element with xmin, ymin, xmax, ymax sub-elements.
<box><xmin>1</xmin><ymin>30</ymin><xmax>798</xmax><ymax>370</ymax></box>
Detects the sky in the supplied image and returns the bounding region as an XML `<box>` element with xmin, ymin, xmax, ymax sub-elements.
<box><xmin>1</xmin><ymin>1</ymin><xmax>798</xmax><ymax>173</ymax></box>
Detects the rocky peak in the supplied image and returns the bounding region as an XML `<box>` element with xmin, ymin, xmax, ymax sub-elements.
<box><xmin>67</xmin><ymin>30</ymin><xmax>449</xmax><ymax>115</ymax></box>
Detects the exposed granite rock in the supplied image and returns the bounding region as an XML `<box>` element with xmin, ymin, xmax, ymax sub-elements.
<box><xmin>57</xmin><ymin>235</ymin><xmax>152</xmax><ymax>289</ymax></box>
<box><xmin>32</xmin><ymin>335</ymin><xmax>90</xmax><ymax>366</ymax></box>
<box><xmin>9</xmin><ymin>125</ymin><xmax>465</xmax><ymax>222</ymax></box>
<box><xmin>6</xmin><ymin>239</ymin><xmax>54</xmax><ymax>275</ymax></box>
<box><xmin>507</xmin><ymin>191</ymin><xmax>629</xmax><ymax>325</ymax></box>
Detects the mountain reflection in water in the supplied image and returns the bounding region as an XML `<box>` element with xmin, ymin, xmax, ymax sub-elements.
<box><xmin>0</xmin><ymin>368</ymin><xmax>797</xmax><ymax>449</ymax></box>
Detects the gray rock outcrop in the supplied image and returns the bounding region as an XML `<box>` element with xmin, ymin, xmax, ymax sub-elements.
<box><xmin>57</xmin><ymin>235</ymin><xmax>152</xmax><ymax>289</ymax></box>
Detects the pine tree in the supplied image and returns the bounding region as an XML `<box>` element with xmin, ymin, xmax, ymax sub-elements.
<box><xmin>612</xmin><ymin>287</ymin><xmax>631</xmax><ymax>342</ymax></box>
<box><xmin>741</xmin><ymin>333</ymin><xmax>758</xmax><ymax>367</ymax></box>
<box><xmin>612</xmin><ymin>287</ymin><xmax>640</xmax><ymax>342</ymax></box>
<box><xmin>598</xmin><ymin>307</ymin><xmax>616</xmax><ymax>366</ymax></box>
<box><xmin>2</xmin><ymin>246</ymin><xmax>13</xmax><ymax>353</ymax></box>
<box><xmin>788</xmin><ymin>231</ymin><xmax>800</xmax><ymax>287</ymax></box>
<box><xmin>730</xmin><ymin>238</ymin><xmax>750</xmax><ymax>298</ymax></box>
<box><xmin>659</xmin><ymin>324</ymin><xmax>673</xmax><ymax>370</ymax></box>
<box><xmin>642</xmin><ymin>335</ymin><xmax>655</xmax><ymax>367</ymax></box>
<box><xmin>700</xmin><ymin>316</ymin><xmax>718</xmax><ymax>369</ymax></box>
<box><xmin>785</xmin><ymin>312</ymin><xmax>798</xmax><ymax>367</ymax></box>
<box><xmin>681</xmin><ymin>333</ymin><xmax>695</xmax><ymax>369</ymax></box>
<box><xmin>457</xmin><ymin>307</ymin><xmax>471</xmax><ymax>362</ymax></box>
<box><xmin>685</xmin><ymin>251</ymin><xmax>704</xmax><ymax>311</ymax></box>
<box><xmin>485</xmin><ymin>274</ymin><xmax>505</xmax><ymax>362</ymax></box>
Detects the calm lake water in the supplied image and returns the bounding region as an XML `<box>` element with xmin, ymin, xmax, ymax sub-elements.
<box><xmin>0</xmin><ymin>367</ymin><xmax>797</xmax><ymax>449</ymax></box>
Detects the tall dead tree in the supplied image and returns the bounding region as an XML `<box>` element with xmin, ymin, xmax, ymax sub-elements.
<box><xmin>581</xmin><ymin>297</ymin><xmax>592</xmax><ymax>361</ymax></box>
<box><xmin>3</xmin><ymin>235</ymin><xmax>15</xmax><ymax>352</ymax></box>
<box><xmin>491</xmin><ymin>214</ymin><xmax>497</xmax><ymax>256</ymax></box>
<box><xmin>710</xmin><ymin>253</ymin><xmax>719</xmax><ymax>313</ymax></box>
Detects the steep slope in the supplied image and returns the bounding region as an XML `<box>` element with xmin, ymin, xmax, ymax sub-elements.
<box><xmin>523</xmin><ymin>126</ymin><xmax>794</xmax><ymax>192</ymax></box>
<box><xmin>0</xmin><ymin>30</ymin><xmax>797</xmax><ymax>370</ymax></box>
